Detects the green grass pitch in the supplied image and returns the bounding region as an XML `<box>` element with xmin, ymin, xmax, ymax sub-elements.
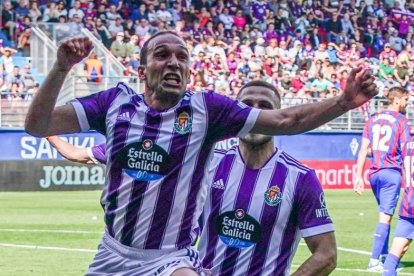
<box><xmin>1</xmin><ymin>190</ymin><xmax>414</xmax><ymax>275</ymax></box>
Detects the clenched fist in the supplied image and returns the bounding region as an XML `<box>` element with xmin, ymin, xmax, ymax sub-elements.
<box><xmin>56</xmin><ymin>37</ymin><xmax>94</xmax><ymax>71</ymax></box>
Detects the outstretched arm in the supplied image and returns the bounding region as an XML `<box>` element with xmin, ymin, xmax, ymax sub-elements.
<box><xmin>251</xmin><ymin>67</ymin><xmax>377</xmax><ymax>135</ymax></box>
<box><xmin>292</xmin><ymin>232</ymin><xmax>337</xmax><ymax>276</ymax></box>
<box><xmin>25</xmin><ymin>37</ymin><xmax>93</xmax><ymax>137</ymax></box>
<box><xmin>47</xmin><ymin>136</ymin><xmax>94</xmax><ymax>164</ymax></box>
<box><xmin>354</xmin><ymin>137</ymin><xmax>370</xmax><ymax>195</ymax></box>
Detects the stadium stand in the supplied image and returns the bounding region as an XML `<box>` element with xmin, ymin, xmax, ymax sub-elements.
<box><xmin>0</xmin><ymin>0</ymin><xmax>414</xmax><ymax>128</ymax></box>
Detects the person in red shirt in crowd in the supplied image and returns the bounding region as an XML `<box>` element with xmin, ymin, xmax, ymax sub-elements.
<box><xmin>380</xmin><ymin>43</ymin><xmax>398</xmax><ymax>67</ymax></box>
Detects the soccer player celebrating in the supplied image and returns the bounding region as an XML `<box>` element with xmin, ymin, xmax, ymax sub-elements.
<box><xmin>25</xmin><ymin>33</ymin><xmax>376</xmax><ymax>275</ymax></box>
<box><xmin>46</xmin><ymin>136</ymin><xmax>106</xmax><ymax>164</ymax></box>
<box><xmin>382</xmin><ymin>138</ymin><xmax>414</xmax><ymax>276</ymax></box>
<box><xmin>198</xmin><ymin>80</ymin><xmax>337</xmax><ymax>275</ymax></box>
<box><xmin>354</xmin><ymin>87</ymin><xmax>411</xmax><ymax>272</ymax></box>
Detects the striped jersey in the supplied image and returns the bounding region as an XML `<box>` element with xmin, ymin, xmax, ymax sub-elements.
<box><xmin>362</xmin><ymin>110</ymin><xmax>411</xmax><ymax>176</ymax></box>
<box><xmin>71</xmin><ymin>83</ymin><xmax>259</xmax><ymax>250</ymax></box>
<box><xmin>198</xmin><ymin>147</ymin><xmax>334</xmax><ymax>276</ymax></box>
<box><xmin>86</xmin><ymin>143</ymin><xmax>107</xmax><ymax>164</ymax></box>
<box><xmin>399</xmin><ymin>139</ymin><xmax>414</xmax><ymax>218</ymax></box>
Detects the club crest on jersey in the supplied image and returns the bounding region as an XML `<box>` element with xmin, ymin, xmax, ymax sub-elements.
<box><xmin>264</xmin><ymin>186</ymin><xmax>282</xmax><ymax>206</ymax></box>
<box><xmin>174</xmin><ymin>111</ymin><xmax>192</xmax><ymax>134</ymax></box>
<box><xmin>142</xmin><ymin>139</ymin><xmax>153</xmax><ymax>150</ymax></box>
<box><xmin>215</xmin><ymin>209</ymin><xmax>262</xmax><ymax>249</ymax></box>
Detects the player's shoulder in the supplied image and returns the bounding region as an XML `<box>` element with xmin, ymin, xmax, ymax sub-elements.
<box><xmin>277</xmin><ymin>150</ymin><xmax>311</xmax><ymax>174</ymax></box>
<box><xmin>211</xmin><ymin>146</ymin><xmax>237</xmax><ymax>164</ymax></box>
<box><xmin>212</xmin><ymin>146</ymin><xmax>238</xmax><ymax>159</ymax></box>
<box><xmin>116</xmin><ymin>82</ymin><xmax>137</xmax><ymax>95</ymax></box>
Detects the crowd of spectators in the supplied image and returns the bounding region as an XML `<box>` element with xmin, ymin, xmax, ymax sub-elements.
<box><xmin>1</xmin><ymin>0</ymin><xmax>414</xmax><ymax>116</ymax></box>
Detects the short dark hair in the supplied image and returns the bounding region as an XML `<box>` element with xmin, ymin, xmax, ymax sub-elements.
<box><xmin>140</xmin><ymin>31</ymin><xmax>185</xmax><ymax>66</ymax></box>
<box><xmin>238</xmin><ymin>80</ymin><xmax>281</xmax><ymax>108</ymax></box>
<box><xmin>387</xmin><ymin>86</ymin><xmax>408</xmax><ymax>104</ymax></box>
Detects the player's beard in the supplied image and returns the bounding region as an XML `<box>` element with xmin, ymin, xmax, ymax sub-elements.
<box><xmin>400</xmin><ymin>104</ymin><xmax>407</xmax><ymax>114</ymax></box>
<box><xmin>239</xmin><ymin>133</ymin><xmax>273</xmax><ymax>147</ymax></box>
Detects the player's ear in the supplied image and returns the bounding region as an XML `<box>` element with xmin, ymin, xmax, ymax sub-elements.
<box><xmin>138</xmin><ymin>65</ymin><xmax>146</xmax><ymax>80</ymax></box>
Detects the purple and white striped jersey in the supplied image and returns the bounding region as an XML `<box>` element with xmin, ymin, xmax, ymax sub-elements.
<box><xmin>70</xmin><ymin>83</ymin><xmax>259</xmax><ymax>250</ymax></box>
<box><xmin>86</xmin><ymin>143</ymin><xmax>107</xmax><ymax>164</ymax></box>
<box><xmin>199</xmin><ymin>147</ymin><xmax>334</xmax><ymax>276</ymax></box>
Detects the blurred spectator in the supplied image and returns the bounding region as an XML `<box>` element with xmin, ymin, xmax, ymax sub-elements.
<box><xmin>5</xmin><ymin>66</ymin><xmax>24</xmax><ymax>94</ymax></box>
<box><xmin>380</xmin><ymin>42</ymin><xmax>398</xmax><ymax>66</ymax></box>
<box><xmin>156</xmin><ymin>2</ymin><xmax>173</xmax><ymax>25</ymax></box>
<box><xmin>0</xmin><ymin>48</ymin><xmax>17</xmax><ymax>74</ymax></box>
<box><xmin>94</xmin><ymin>17</ymin><xmax>112</xmax><ymax>48</ymax></box>
<box><xmin>394</xmin><ymin>61</ymin><xmax>411</xmax><ymax>87</ymax></box>
<box><xmin>2</xmin><ymin>1</ymin><xmax>17</xmax><ymax>41</ymax></box>
<box><xmin>84</xmin><ymin>53</ymin><xmax>103</xmax><ymax>83</ymax></box>
<box><xmin>106</xmin><ymin>4</ymin><xmax>122</xmax><ymax>28</ymax></box>
<box><xmin>128</xmin><ymin>50</ymin><xmax>140</xmax><ymax>83</ymax></box>
<box><xmin>17</xmin><ymin>27</ymin><xmax>31</xmax><ymax>57</ymax></box>
<box><xmin>84</xmin><ymin>2</ymin><xmax>97</xmax><ymax>20</ymax></box>
<box><xmin>69</xmin><ymin>1</ymin><xmax>85</xmax><ymax>20</ymax></box>
<box><xmin>311</xmin><ymin>71</ymin><xmax>332</xmax><ymax>97</ymax></box>
<box><xmin>43</xmin><ymin>2</ymin><xmax>60</xmax><ymax>22</ymax></box>
<box><xmin>219</xmin><ymin>8</ymin><xmax>234</xmax><ymax>30</ymax></box>
<box><xmin>389</xmin><ymin>29</ymin><xmax>405</xmax><ymax>52</ymax></box>
<box><xmin>135</xmin><ymin>19</ymin><xmax>151</xmax><ymax>40</ymax></box>
<box><xmin>134</xmin><ymin>4</ymin><xmax>149</xmax><ymax>22</ymax></box>
<box><xmin>25</xmin><ymin>83</ymin><xmax>39</xmax><ymax>101</ymax></box>
<box><xmin>21</xmin><ymin>63</ymin><xmax>36</xmax><ymax>93</ymax></box>
<box><xmin>378</xmin><ymin>58</ymin><xmax>394</xmax><ymax>80</ymax></box>
<box><xmin>15</xmin><ymin>0</ymin><xmax>29</xmax><ymax>21</ymax></box>
<box><xmin>110</xmin><ymin>32</ymin><xmax>128</xmax><ymax>62</ymax></box>
<box><xmin>7</xmin><ymin>82</ymin><xmax>23</xmax><ymax>101</ymax></box>
<box><xmin>28</xmin><ymin>2</ymin><xmax>42</xmax><ymax>22</ymax></box>
<box><xmin>108</xmin><ymin>18</ymin><xmax>124</xmax><ymax>37</ymax></box>
<box><xmin>125</xmin><ymin>35</ymin><xmax>140</xmax><ymax>59</ymax></box>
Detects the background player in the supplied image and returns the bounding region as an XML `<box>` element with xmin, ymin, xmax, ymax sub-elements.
<box><xmin>382</xmin><ymin>138</ymin><xmax>414</xmax><ymax>276</ymax></box>
<box><xmin>198</xmin><ymin>80</ymin><xmax>337</xmax><ymax>275</ymax></box>
<box><xmin>25</xmin><ymin>33</ymin><xmax>376</xmax><ymax>275</ymax></box>
<box><xmin>354</xmin><ymin>87</ymin><xmax>411</xmax><ymax>271</ymax></box>
<box><xmin>46</xmin><ymin>136</ymin><xmax>106</xmax><ymax>164</ymax></box>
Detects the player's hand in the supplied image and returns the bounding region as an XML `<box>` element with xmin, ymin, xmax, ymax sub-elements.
<box><xmin>337</xmin><ymin>67</ymin><xmax>377</xmax><ymax>111</ymax></box>
<box><xmin>354</xmin><ymin>176</ymin><xmax>365</xmax><ymax>195</ymax></box>
<box><xmin>56</xmin><ymin>37</ymin><xmax>93</xmax><ymax>71</ymax></box>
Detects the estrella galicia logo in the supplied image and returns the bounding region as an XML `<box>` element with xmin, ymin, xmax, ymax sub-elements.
<box><xmin>215</xmin><ymin>209</ymin><xmax>262</xmax><ymax>249</ymax></box>
<box><xmin>264</xmin><ymin>186</ymin><xmax>282</xmax><ymax>206</ymax></box>
<box><xmin>174</xmin><ymin>111</ymin><xmax>192</xmax><ymax>135</ymax></box>
<box><xmin>115</xmin><ymin>141</ymin><xmax>172</xmax><ymax>181</ymax></box>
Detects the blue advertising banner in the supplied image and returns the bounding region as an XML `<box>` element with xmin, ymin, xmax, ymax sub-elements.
<box><xmin>0</xmin><ymin>130</ymin><xmax>106</xmax><ymax>160</ymax></box>
<box><xmin>0</xmin><ymin>130</ymin><xmax>367</xmax><ymax>190</ymax></box>
<box><xmin>0</xmin><ymin>130</ymin><xmax>362</xmax><ymax>161</ymax></box>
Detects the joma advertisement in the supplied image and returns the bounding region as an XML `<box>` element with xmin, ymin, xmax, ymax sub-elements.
<box><xmin>0</xmin><ymin>130</ymin><xmax>370</xmax><ymax>191</ymax></box>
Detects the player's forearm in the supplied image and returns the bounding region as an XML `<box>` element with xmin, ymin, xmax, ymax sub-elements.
<box><xmin>356</xmin><ymin>150</ymin><xmax>367</xmax><ymax>176</ymax></box>
<box><xmin>253</xmin><ymin>96</ymin><xmax>350</xmax><ymax>135</ymax></box>
<box><xmin>47</xmin><ymin>136</ymin><xmax>91</xmax><ymax>163</ymax></box>
<box><xmin>292</xmin><ymin>250</ymin><xmax>337</xmax><ymax>276</ymax></box>
<box><xmin>25</xmin><ymin>63</ymin><xmax>71</xmax><ymax>137</ymax></box>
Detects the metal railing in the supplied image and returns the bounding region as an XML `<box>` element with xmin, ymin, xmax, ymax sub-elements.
<box><xmin>30</xmin><ymin>23</ymin><xmax>128</xmax><ymax>104</ymax></box>
<box><xmin>0</xmin><ymin>80</ymin><xmax>408</xmax><ymax>130</ymax></box>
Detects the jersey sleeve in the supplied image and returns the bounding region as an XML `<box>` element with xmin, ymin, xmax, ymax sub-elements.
<box><xmin>295</xmin><ymin>170</ymin><xmax>335</xmax><ymax>238</ymax></box>
<box><xmin>203</xmin><ymin>91</ymin><xmax>260</xmax><ymax>141</ymax></box>
<box><xmin>69</xmin><ymin>87</ymin><xmax>120</xmax><ymax>134</ymax></box>
<box><xmin>86</xmin><ymin>143</ymin><xmax>107</xmax><ymax>164</ymax></box>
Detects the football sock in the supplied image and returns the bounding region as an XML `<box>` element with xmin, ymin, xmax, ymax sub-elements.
<box><xmin>381</xmin><ymin>228</ymin><xmax>390</xmax><ymax>256</ymax></box>
<box><xmin>371</xmin><ymin>223</ymin><xmax>390</xmax><ymax>259</ymax></box>
<box><xmin>382</xmin><ymin>253</ymin><xmax>400</xmax><ymax>276</ymax></box>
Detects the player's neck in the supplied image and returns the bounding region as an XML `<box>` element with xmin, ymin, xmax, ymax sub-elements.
<box><xmin>239</xmin><ymin>141</ymin><xmax>276</xmax><ymax>170</ymax></box>
<box><xmin>144</xmin><ymin>88</ymin><xmax>181</xmax><ymax>110</ymax></box>
<box><xmin>385</xmin><ymin>105</ymin><xmax>400</xmax><ymax>113</ymax></box>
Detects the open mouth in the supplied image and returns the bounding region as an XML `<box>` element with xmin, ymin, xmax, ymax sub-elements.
<box><xmin>163</xmin><ymin>73</ymin><xmax>181</xmax><ymax>86</ymax></box>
